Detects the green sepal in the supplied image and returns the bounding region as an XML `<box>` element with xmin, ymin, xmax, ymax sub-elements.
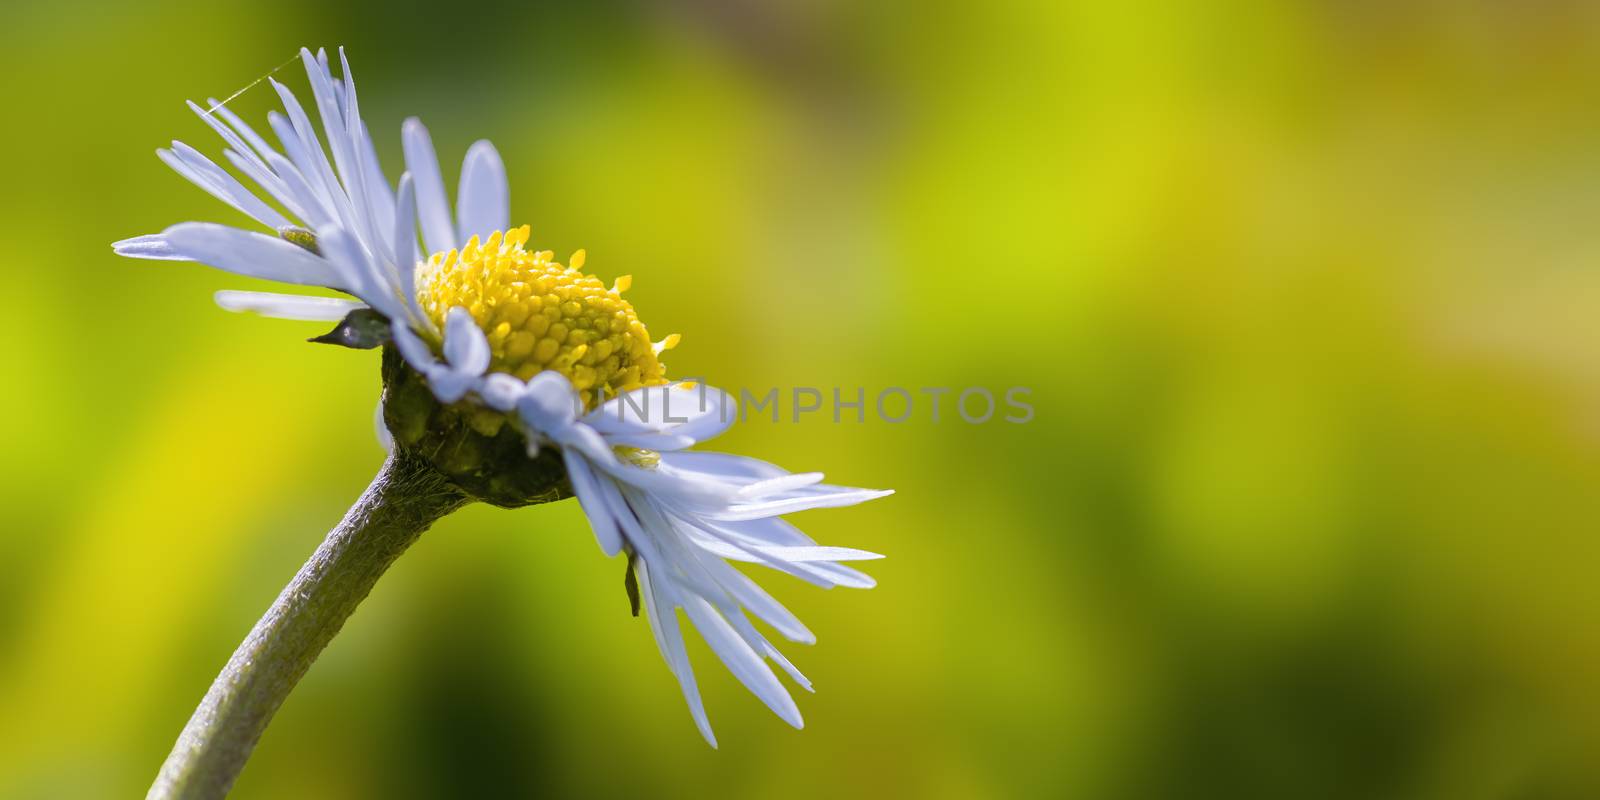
<box><xmin>309</xmin><ymin>308</ymin><xmax>391</xmax><ymax>349</ymax></box>
<box><xmin>380</xmin><ymin>346</ymin><xmax>571</xmax><ymax>508</ymax></box>
<box><xmin>624</xmin><ymin>551</ymin><xmax>642</xmax><ymax>617</ymax></box>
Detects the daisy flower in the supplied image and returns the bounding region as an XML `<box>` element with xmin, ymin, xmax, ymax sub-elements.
<box><xmin>116</xmin><ymin>47</ymin><xmax>890</xmax><ymax>754</ymax></box>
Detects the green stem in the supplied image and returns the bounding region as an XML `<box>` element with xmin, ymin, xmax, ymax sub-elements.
<box><xmin>147</xmin><ymin>449</ymin><xmax>468</xmax><ymax>799</ymax></box>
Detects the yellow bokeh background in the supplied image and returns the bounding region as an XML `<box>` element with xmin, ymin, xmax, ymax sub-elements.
<box><xmin>5</xmin><ymin>1</ymin><xmax>1600</xmax><ymax>797</ymax></box>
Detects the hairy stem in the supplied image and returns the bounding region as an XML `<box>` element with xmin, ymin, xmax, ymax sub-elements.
<box><xmin>148</xmin><ymin>449</ymin><xmax>468</xmax><ymax>800</ymax></box>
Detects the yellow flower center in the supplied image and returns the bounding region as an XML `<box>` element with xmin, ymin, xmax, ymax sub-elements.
<box><xmin>413</xmin><ymin>225</ymin><xmax>677</xmax><ymax>409</ymax></box>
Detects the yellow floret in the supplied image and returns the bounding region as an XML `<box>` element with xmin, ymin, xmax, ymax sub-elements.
<box><xmin>412</xmin><ymin>225</ymin><xmax>674</xmax><ymax>409</ymax></box>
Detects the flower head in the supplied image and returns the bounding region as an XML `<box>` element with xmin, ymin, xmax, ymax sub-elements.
<box><xmin>115</xmin><ymin>47</ymin><xmax>890</xmax><ymax>746</ymax></box>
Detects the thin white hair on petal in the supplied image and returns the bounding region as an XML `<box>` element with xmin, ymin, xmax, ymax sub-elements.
<box><xmin>206</xmin><ymin>98</ymin><xmax>278</xmax><ymax>161</ymax></box>
<box><xmin>188</xmin><ymin>99</ymin><xmax>273</xmax><ymax>179</ymax></box>
<box><xmin>193</xmin><ymin>52</ymin><xmax>300</xmax><ymax>122</ymax></box>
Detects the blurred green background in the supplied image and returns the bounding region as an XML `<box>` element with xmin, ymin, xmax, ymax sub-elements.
<box><xmin>5</xmin><ymin>0</ymin><xmax>1600</xmax><ymax>797</ymax></box>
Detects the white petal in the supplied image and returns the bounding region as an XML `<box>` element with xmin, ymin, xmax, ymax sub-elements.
<box><xmin>736</xmin><ymin>472</ymin><xmax>826</xmax><ymax>500</ymax></box>
<box><xmin>389</xmin><ymin>318</ymin><xmax>480</xmax><ymax>404</ymax></box>
<box><xmin>269</xmin><ymin>79</ymin><xmax>359</xmax><ymax>234</ymax></box>
<box><xmin>625</xmin><ymin>488</ymin><xmax>733</xmax><ymax>597</ymax></box>
<box><xmin>261</xmin><ymin>149</ymin><xmax>334</xmax><ymax>229</ymax></box>
<box><xmin>402</xmin><ymin>118</ymin><xmax>456</xmax><ymax>255</ymax></box>
<box><xmin>596</xmin><ymin>453</ymin><xmax>740</xmax><ymax>508</ymax></box>
<box><xmin>374</xmin><ymin>396</ymin><xmax>394</xmax><ymax>453</ymax></box>
<box><xmin>162</xmin><ymin>223</ymin><xmax>339</xmax><ymax>287</ymax></box>
<box><xmin>443</xmin><ymin>306</ymin><xmax>491</xmax><ymax>373</ymax></box>
<box><xmin>431</xmin><ymin>372</ymin><xmax>477</xmax><ymax>404</ymax></box>
<box><xmin>601</xmin><ymin>432</ymin><xmax>699</xmax><ymax>451</ymax></box>
<box><xmin>112</xmin><ymin>234</ymin><xmax>190</xmax><ymax>261</ymax></box>
<box><xmin>358</xmin><ymin>118</ymin><xmax>397</xmax><ymax>229</ymax></box>
<box><xmin>456</xmin><ymin>139</ymin><xmax>509</xmax><ymax>242</ymax></box>
<box><xmin>323</xmin><ymin>48</ymin><xmax>391</xmax><ymax>261</ymax></box>
<box><xmin>636</xmin><ymin>561</ymin><xmax>718</xmax><ymax>748</ymax></box>
<box><xmin>668</xmin><ymin>385</ymin><xmax>737</xmax><ymax>445</ymax></box>
<box><xmin>479</xmin><ymin>373</ymin><xmax>527</xmax><ymax>412</ymax></box>
<box><xmin>222</xmin><ymin>148</ymin><xmax>313</xmax><ymax>225</ymax></box>
<box><xmin>681</xmin><ymin>595</ymin><xmax>802</xmax><ymax>729</ymax></box>
<box><xmin>392</xmin><ymin>173</ymin><xmax>424</xmax><ymax>327</ymax></box>
<box><xmin>391</xmin><ymin>320</ymin><xmax>440</xmax><ymax>376</ymax></box>
<box><xmin>299</xmin><ymin>49</ymin><xmax>362</xmax><ymax>216</ymax></box>
<box><xmin>188</xmin><ymin>100</ymin><xmax>273</xmax><ymax>179</ymax></box>
<box><xmin>516</xmin><ymin>372</ymin><xmax>582</xmax><ymax>437</ymax></box>
<box><xmin>706</xmin><ymin>596</ymin><xmax>811</xmax><ymax>690</ymax></box>
<box><xmin>807</xmin><ymin>562</ymin><xmax>877</xmax><ymax>590</ymax></box>
<box><xmin>696</xmin><ymin>553</ymin><xmax>815</xmax><ymax>643</ymax></box>
<box><xmin>682</xmin><ymin>515</ymin><xmax>875</xmax><ymax>589</ymax></box>
<box><xmin>267</xmin><ymin>110</ymin><xmax>337</xmax><ymax>214</ymax></box>
<box><xmin>589</xmin><ymin>386</ymin><xmax>706</xmax><ymax>449</ymax></box>
<box><xmin>696</xmin><ymin>513</ymin><xmax>817</xmax><ymax>547</ymax></box>
<box><xmin>586</xmin><ymin>384</ymin><xmax>733</xmax><ymax>443</ymax></box>
<box><xmin>658</xmin><ymin>451</ymin><xmax>789</xmax><ymax>484</ymax></box>
<box><xmin>564</xmin><ymin>451</ymin><xmax>624</xmax><ymax>557</ymax></box>
<box><xmin>713</xmin><ymin>488</ymin><xmax>896</xmax><ymax>522</ymax></box>
<box><xmin>206</xmin><ymin>98</ymin><xmax>278</xmax><ymax>163</ymax></box>
<box><xmin>760</xmin><ymin>641</ymin><xmax>813</xmax><ymax>692</ymax></box>
<box><xmin>591</xmin><ymin>468</ymin><xmax>648</xmax><ymax>558</ymax></box>
<box><xmin>161</xmin><ymin>143</ymin><xmax>291</xmax><ymax>230</ymax></box>
<box><xmin>717</xmin><ymin>541</ymin><xmax>883</xmax><ymax>563</ymax></box>
<box><xmin>391</xmin><ymin>171</ymin><xmax>417</xmax><ymax>264</ymax></box>
<box><xmin>317</xmin><ymin>224</ymin><xmax>404</xmax><ymax>319</ymax></box>
<box><xmin>214</xmin><ymin>290</ymin><xmax>362</xmax><ymax>321</ymax></box>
